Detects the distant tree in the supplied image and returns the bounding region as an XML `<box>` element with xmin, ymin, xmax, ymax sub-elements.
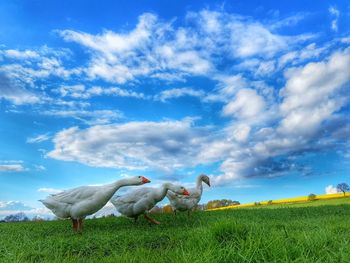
<box><xmin>267</xmin><ymin>200</ymin><xmax>273</xmax><ymax>205</ymax></box>
<box><xmin>254</xmin><ymin>202</ymin><xmax>261</xmax><ymax>206</ymax></box>
<box><xmin>337</xmin><ymin>183</ymin><xmax>350</xmax><ymax>197</ymax></box>
<box><xmin>207</xmin><ymin>199</ymin><xmax>240</xmax><ymax>209</ymax></box>
<box><xmin>4</xmin><ymin>212</ymin><xmax>29</xmax><ymax>222</ymax></box>
<box><xmin>308</xmin><ymin>193</ymin><xmax>316</xmax><ymax>201</ymax></box>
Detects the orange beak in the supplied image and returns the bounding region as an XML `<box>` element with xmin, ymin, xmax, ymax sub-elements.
<box><xmin>183</xmin><ymin>189</ymin><xmax>190</xmax><ymax>196</ymax></box>
<box><xmin>141</xmin><ymin>176</ymin><xmax>151</xmax><ymax>184</ymax></box>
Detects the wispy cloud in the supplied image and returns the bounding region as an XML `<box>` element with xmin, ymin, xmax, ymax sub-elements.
<box><xmin>154</xmin><ymin>87</ymin><xmax>205</xmax><ymax>102</ymax></box>
<box><xmin>55</xmin><ymin>85</ymin><xmax>146</xmax><ymax>100</ymax></box>
<box><xmin>0</xmin><ymin>161</ymin><xmax>26</xmax><ymax>172</ymax></box>
<box><xmin>329</xmin><ymin>6</ymin><xmax>340</xmax><ymax>32</ymax></box>
<box><xmin>27</xmin><ymin>133</ymin><xmax>51</xmax><ymax>144</ymax></box>
<box><xmin>57</xmin><ymin>10</ymin><xmax>311</xmax><ymax>85</ymax></box>
<box><xmin>42</xmin><ymin>109</ymin><xmax>124</xmax><ymax>125</ymax></box>
<box><xmin>0</xmin><ymin>72</ymin><xmax>40</xmax><ymax>105</ymax></box>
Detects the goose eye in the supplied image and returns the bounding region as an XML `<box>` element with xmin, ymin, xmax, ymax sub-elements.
<box><xmin>138</xmin><ymin>176</ymin><xmax>141</xmax><ymax>178</ymax></box>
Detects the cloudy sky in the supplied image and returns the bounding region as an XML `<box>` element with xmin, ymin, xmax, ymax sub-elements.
<box><xmin>1</xmin><ymin>0</ymin><xmax>350</xmax><ymax>219</ymax></box>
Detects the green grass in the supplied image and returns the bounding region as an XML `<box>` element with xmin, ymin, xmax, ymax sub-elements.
<box><xmin>1</xmin><ymin>201</ymin><xmax>350</xmax><ymax>262</ymax></box>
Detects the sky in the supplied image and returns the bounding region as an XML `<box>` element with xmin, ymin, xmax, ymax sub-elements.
<box><xmin>0</xmin><ymin>0</ymin><xmax>350</xmax><ymax>219</ymax></box>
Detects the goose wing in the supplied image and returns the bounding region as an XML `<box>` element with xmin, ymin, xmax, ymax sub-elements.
<box><xmin>112</xmin><ymin>187</ymin><xmax>152</xmax><ymax>206</ymax></box>
<box><xmin>50</xmin><ymin>186</ymin><xmax>100</xmax><ymax>204</ymax></box>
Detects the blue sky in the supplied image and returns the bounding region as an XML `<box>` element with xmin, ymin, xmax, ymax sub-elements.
<box><xmin>1</xmin><ymin>0</ymin><xmax>350</xmax><ymax>218</ymax></box>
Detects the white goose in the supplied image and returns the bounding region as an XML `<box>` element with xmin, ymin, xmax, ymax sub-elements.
<box><xmin>40</xmin><ymin>176</ymin><xmax>150</xmax><ymax>232</ymax></box>
<box><xmin>167</xmin><ymin>174</ymin><xmax>210</xmax><ymax>216</ymax></box>
<box><xmin>111</xmin><ymin>183</ymin><xmax>189</xmax><ymax>224</ymax></box>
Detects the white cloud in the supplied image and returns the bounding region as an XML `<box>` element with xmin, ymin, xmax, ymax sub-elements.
<box><xmin>222</xmin><ymin>89</ymin><xmax>266</xmax><ymax>119</ymax></box>
<box><xmin>47</xmin><ymin>118</ymin><xmax>210</xmax><ymax>174</ymax></box>
<box><xmin>0</xmin><ymin>163</ymin><xmax>25</xmax><ymax>172</ymax></box>
<box><xmin>155</xmin><ymin>87</ymin><xmax>205</xmax><ymax>102</ymax></box>
<box><xmin>211</xmin><ymin>48</ymin><xmax>350</xmax><ymax>185</ymax></box>
<box><xmin>0</xmin><ymin>201</ymin><xmax>32</xmax><ymax>210</ymax></box>
<box><xmin>0</xmin><ymin>72</ymin><xmax>40</xmax><ymax>105</ymax></box>
<box><xmin>59</xmin><ymin>13</ymin><xmax>212</xmax><ymax>84</ymax></box>
<box><xmin>56</xmin><ymin>85</ymin><xmax>145</xmax><ymax>100</ymax></box>
<box><xmin>88</xmin><ymin>201</ymin><xmax>119</xmax><ymax>218</ymax></box>
<box><xmin>329</xmin><ymin>6</ymin><xmax>340</xmax><ymax>32</ymax></box>
<box><xmin>0</xmin><ymin>201</ymin><xmax>54</xmax><ymax>220</ymax></box>
<box><xmin>1</xmin><ymin>49</ymin><xmax>39</xmax><ymax>59</ymax></box>
<box><xmin>27</xmin><ymin>133</ymin><xmax>51</xmax><ymax>143</ymax></box>
<box><xmin>279</xmin><ymin>49</ymin><xmax>350</xmax><ymax>136</ymax></box>
<box><xmin>42</xmin><ymin>109</ymin><xmax>124</xmax><ymax>125</ymax></box>
<box><xmin>0</xmin><ymin>48</ymin><xmax>81</xmax><ymax>87</ymax></box>
<box><xmin>278</xmin><ymin>43</ymin><xmax>328</xmax><ymax>68</ymax></box>
<box><xmin>325</xmin><ymin>185</ymin><xmax>338</xmax><ymax>194</ymax></box>
<box><xmin>56</xmin><ymin>10</ymin><xmax>310</xmax><ymax>85</ymax></box>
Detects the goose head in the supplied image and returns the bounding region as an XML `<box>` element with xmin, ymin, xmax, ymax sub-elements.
<box><xmin>168</xmin><ymin>184</ymin><xmax>190</xmax><ymax>196</ymax></box>
<box><xmin>200</xmin><ymin>174</ymin><xmax>211</xmax><ymax>187</ymax></box>
<box><xmin>130</xmin><ymin>175</ymin><xmax>151</xmax><ymax>185</ymax></box>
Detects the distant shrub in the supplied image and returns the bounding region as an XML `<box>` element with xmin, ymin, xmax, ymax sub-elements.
<box><xmin>162</xmin><ymin>205</ymin><xmax>173</xmax><ymax>213</ymax></box>
<box><xmin>308</xmin><ymin>194</ymin><xmax>317</xmax><ymax>201</ymax></box>
<box><xmin>254</xmin><ymin>202</ymin><xmax>261</xmax><ymax>206</ymax></box>
<box><xmin>268</xmin><ymin>200</ymin><xmax>273</xmax><ymax>205</ymax></box>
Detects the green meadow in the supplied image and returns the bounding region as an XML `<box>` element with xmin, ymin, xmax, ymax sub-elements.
<box><xmin>1</xmin><ymin>198</ymin><xmax>350</xmax><ymax>263</ymax></box>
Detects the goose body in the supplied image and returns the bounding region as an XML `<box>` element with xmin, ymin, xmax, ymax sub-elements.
<box><xmin>40</xmin><ymin>176</ymin><xmax>150</xmax><ymax>231</ymax></box>
<box><xmin>111</xmin><ymin>183</ymin><xmax>189</xmax><ymax>224</ymax></box>
<box><xmin>167</xmin><ymin>174</ymin><xmax>210</xmax><ymax>214</ymax></box>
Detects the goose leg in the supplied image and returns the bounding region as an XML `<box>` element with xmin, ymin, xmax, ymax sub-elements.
<box><xmin>174</xmin><ymin>209</ymin><xmax>177</xmax><ymax>216</ymax></box>
<box><xmin>78</xmin><ymin>219</ymin><xmax>83</xmax><ymax>232</ymax></box>
<box><xmin>144</xmin><ymin>213</ymin><xmax>160</xmax><ymax>225</ymax></box>
<box><xmin>72</xmin><ymin>219</ymin><xmax>78</xmax><ymax>231</ymax></box>
<box><xmin>187</xmin><ymin>210</ymin><xmax>191</xmax><ymax>217</ymax></box>
<box><xmin>134</xmin><ymin>216</ymin><xmax>138</xmax><ymax>223</ymax></box>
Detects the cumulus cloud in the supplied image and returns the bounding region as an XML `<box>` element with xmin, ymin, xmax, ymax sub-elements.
<box><xmin>325</xmin><ymin>185</ymin><xmax>338</xmax><ymax>194</ymax></box>
<box><xmin>222</xmin><ymin>89</ymin><xmax>266</xmax><ymax>119</ymax></box>
<box><xmin>279</xmin><ymin>49</ymin><xmax>350</xmax><ymax>136</ymax></box>
<box><xmin>47</xmin><ymin>118</ymin><xmax>211</xmax><ymax>174</ymax></box>
<box><xmin>2</xmin><ymin>8</ymin><xmax>349</xmax><ymax>187</ymax></box>
<box><xmin>43</xmin><ymin>47</ymin><xmax>350</xmax><ymax>185</ymax></box>
<box><xmin>212</xmin><ymin>48</ymin><xmax>350</xmax><ymax>185</ymax></box>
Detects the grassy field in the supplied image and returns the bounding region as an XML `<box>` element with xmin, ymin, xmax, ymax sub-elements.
<box><xmin>1</xmin><ymin>199</ymin><xmax>350</xmax><ymax>262</ymax></box>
